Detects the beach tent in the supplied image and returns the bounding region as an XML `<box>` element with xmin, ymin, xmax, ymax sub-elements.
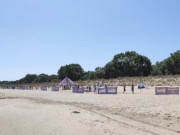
<box><xmin>138</xmin><ymin>83</ymin><xmax>145</xmax><ymax>89</ymax></box>
<box><xmin>98</xmin><ymin>84</ymin><xmax>102</xmax><ymax>87</ymax></box>
<box><xmin>58</xmin><ymin>77</ymin><xmax>76</xmax><ymax>90</ymax></box>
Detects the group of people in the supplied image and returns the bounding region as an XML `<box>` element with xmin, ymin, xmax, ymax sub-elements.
<box><xmin>95</xmin><ymin>83</ymin><xmax>135</xmax><ymax>94</ymax></box>
<box><xmin>77</xmin><ymin>83</ymin><xmax>135</xmax><ymax>94</ymax></box>
<box><xmin>123</xmin><ymin>83</ymin><xmax>134</xmax><ymax>94</ymax></box>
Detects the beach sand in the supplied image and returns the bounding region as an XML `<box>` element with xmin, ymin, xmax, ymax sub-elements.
<box><xmin>0</xmin><ymin>87</ymin><xmax>180</xmax><ymax>135</ymax></box>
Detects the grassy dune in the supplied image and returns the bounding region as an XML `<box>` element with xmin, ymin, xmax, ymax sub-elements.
<box><xmin>2</xmin><ymin>75</ymin><xmax>180</xmax><ymax>87</ymax></box>
<box><xmin>76</xmin><ymin>75</ymin><xmax>180</xmax><ymax>87</ymax></box>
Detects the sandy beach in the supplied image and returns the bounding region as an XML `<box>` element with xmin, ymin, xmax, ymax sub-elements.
<box><xmin>0</xmin><ymin>87</ymin><xmax>180</xmax><ymax>135</ymax></box>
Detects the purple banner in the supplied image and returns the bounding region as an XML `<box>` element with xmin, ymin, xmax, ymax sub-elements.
<box><xmin>167</xmin><ymin>87</ymin><xmax>179</xmax><ymax>95</ymax></box>
<box><xmin>73</xmin><ymin>87</ymin><xmax>84</xmax><ymax>93</ymax></box>
<box><xmin>17</xmin><ymin>86</ymin><xmax>26</xmax><ymax>90</ymax></box>
<box><xmin>51</xmin><ymin>87</ymin><xmax>59</xmax><ymax>91</ymax></box>
<box><xmin>98</xmin><ymin>88</ymin><xmax>107</xmax><ymax>94</ymax></box>
<box><xmin>155</xmin><ymin>87</ymin><xmax>167</xmax><ymax>95</ymax></box>
<box><xmin>41</xmin><ymin>86</ymin><xmax>47</xmax><ymax>91</ymax></box>
<box><xmin>107</xmin><ymin>87</ymin><xmax>118</xmax><ymax>94</ymax></box>
<box><xmin>83</xmin><ymin>87</ymin><xmax>90</xmax><ymax>92</ymax></box>
<box><xmin>155</xmin><ymin>87</ymin><xmax>179</xmax><ymax>95</ymax></box>
<box><xmin>98</xmin><ymin>87</ymin><xmax>117</xmax><ymax>94</ymax></box>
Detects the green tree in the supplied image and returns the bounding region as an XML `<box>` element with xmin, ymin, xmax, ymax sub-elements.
<box><xmin>95</xmin><ymin>67</ymin><xmax>105</xmax><ymax>79</ymax></box>
<box><xmin>81</xmin><ymin>71</ymin><xmax>96</xmax><ymax>80</ymax></box>
<box><xmin>151</xmin><ymin>51</ymin><xmax>180</xmax><ymax>75</ymax></box>
<box><xmin>104</xmin><ymin>62</ymin><xmax>119</xmax><ymax>78</ymax></box>
<box><xmin>58</xmin><ymin>64</ymin><xmax>84</xmax><ymax>81</ymax></box>
<box><xmin>23</xmin><ymin>74</ymin><xmax>37</xmax><ymax>83</ymax></box>
<box><xmin>151</xmin><ymin>62</ymin><xmax>162</xmax><ymax>75</ymax></box>
<box><xmin>47</xmin><ymin>74</ymin><xmax>59</xmax><ymax>82</ymax></box>
<box><xmin>80</xmin><ymin>72</ymin><xmax>89</xmax><ymax>80</ymax></box>
<box><xmin>134</xmin><ymin>55</ymin><xmax>152</xmax><ymax>76</ymax></box>
<box><xmin>112</xmin><ymin>51</ymin><xmax>152</xmax><ymax>77</ymax></box>
<box><xmin>35</xmin><ymin>74</ymin><xmax>48</xmax><ymax>83</ymax></box>
<box><xmin>166</xmin><ymin>50</ymin><xmax>180</xmax><ymax>75</ymax></box>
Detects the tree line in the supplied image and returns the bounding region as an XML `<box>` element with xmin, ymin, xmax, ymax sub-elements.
<box><xmin>0</xmin><ymin>50</ymin><xmax>179</xmax><ymax>86</ymax></box>
<box><xmin>0</xmin><ymin>74</ymin><xmax>60</xmax><ymax>86</ymax></box>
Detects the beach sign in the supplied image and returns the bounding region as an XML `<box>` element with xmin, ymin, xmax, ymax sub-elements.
<box><xmin>98</xmin><ymin>87</ymin><xmax>107</xmax><ymax>94</ymax></box>
<box><xmin>41</xmin><ymin>86</ymin><xmax>47</xmax><ymax>91</ymax></box>
<box><xmin>72</xmin><ymin>87</ymin><xmax>84</xmax><ymax>93</ymax></box>
<box><xmin>155</xmin><ymin>87</ymin><xmax>167</xmax><ymax>95</ymax></box>
<box><xmin>98</xmin><ymin>87</ymin><xmax>117</xmax><ymax>94</ymax></box>
<box><xmin>51</xmin><ymin>87</ymin><xmax>59</xmax><ymax>91</ymax></box>
<box><xmin>18</xmin><ymin>86</ymin><xmax>26</xmax><ymax>90</ymax></box>
<box><xmin>166</xmin><ymin>87</ymin><xmax>179</xmax><ymax>95</ymax></box>
<box><xmin>107</xmin><ymin>87</ymin><xmax>118</xmax><ymax>94</ymax></box>
<box><xmin>155</xmin><ymin>87</ymin><xmax>179</xmax><ymax>95</ymax></box>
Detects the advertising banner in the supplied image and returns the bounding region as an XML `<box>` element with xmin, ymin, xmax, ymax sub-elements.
<box><xmin>98</xmin><ymin>88</ymin><xmax>107</xmax><ymax>94</ymax></box>
<box><xmin>167</xmin><ymin>87</ymin><xmax>179</xmax><ymax>95</ymax></box>
<box><xmin>41</xmin><ymin>86</ymin><xmax>47</xmax><ymax>91</ymax></box>
<box><xmin>107</xmin><ymin>87</ymin><xmax>118</xmax><ymax>94</ymax></box>
<box><xmin>73</xmin><ymin>87</ymin><xmax>84</xmax><ymax>93</ymax></box>
<box><xmin>155</xmin><ymin>87</ymin><xmax>179</xmax><ymax>95</ymax></box>
<box><xmin>155</xmin><ymin>87</ymin><xmax>167</xmax><ymax>95</ymax></box>
<box><xmin>98</xmin><ymin>87</ymin><xmax>117</xmax><ymax>94</ymax></box>
<box><xmin>51</xmin><ymin>87</ymin><xmax>59</xmax><ymax>91</ymax></box>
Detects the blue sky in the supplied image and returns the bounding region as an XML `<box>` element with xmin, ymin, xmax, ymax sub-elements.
<box><xmin>0</xmin><ymin>0</ymin><xmax>180</xmax><ymax>81</ymax></box>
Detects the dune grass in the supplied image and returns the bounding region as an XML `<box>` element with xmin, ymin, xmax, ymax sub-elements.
<box><xmin>1</xmin><ymin>75</ymin><xmax>180</xmax><ymax>87</ymax></box>
<box><xmin>76</xmin><ymin>75</ymin><xmax>180</xmax><ymax>87</ymax></box>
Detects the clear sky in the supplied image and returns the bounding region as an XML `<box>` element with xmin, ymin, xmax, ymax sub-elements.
<box><xmin>0</xmin><ymin>0</ymin><xmax>180</xmax><ymax>81</ymax></box>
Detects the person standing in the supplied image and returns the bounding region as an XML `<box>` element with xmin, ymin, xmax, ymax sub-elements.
<box><xmin>123</xmin><ymin>84</ymin><xmax>126</xmax><ymax>93</ymax></box>
<box><xmin>89</xmin><ymin>85</ymin><xmax>91</xmax><ymax>92</ymax></box>
<box><xmin>104</xmin><ymin>84</ymin><xmax>108</xmax><ymax>93</ymax></box>
<box><xmin>131</xmin><ymin>83</ymin><xmax>134</xmax><ymax>94</ymax></box>
<box><xmin>94</xmin><ymin>85</ymin><xmax>96</xmax><ymax>92</ymax></box>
